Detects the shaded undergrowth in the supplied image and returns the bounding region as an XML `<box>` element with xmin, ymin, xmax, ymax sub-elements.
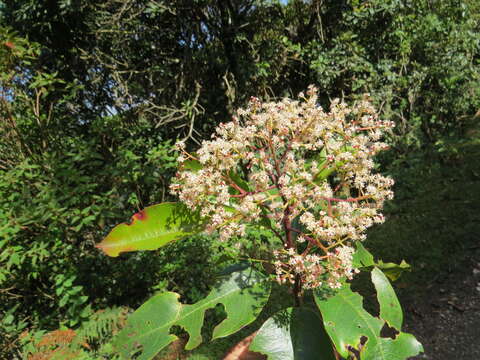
<box><xmin>367</xmin><ymin>140</ymin><xmax>480</xmax><ymax>299</ymax></box>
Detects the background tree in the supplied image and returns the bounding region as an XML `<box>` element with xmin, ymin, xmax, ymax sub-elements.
<box><xmin>1</xmin><ymin>0</ymin><xmax>480</xmax><ymax>357</ymax></box>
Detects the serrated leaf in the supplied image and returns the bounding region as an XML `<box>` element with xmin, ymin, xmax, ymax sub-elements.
<box><xmin>96</xmin><ymin>202</ymin><xmax>203</xmax><ymax>257</ymax></box>
<box><xmin>114</xmin><ymin>267</ymin><xmax>271</xmax><ymax>360</ymax></box>
<box><xmin>249</xmin><ymin>307</ymin><xmax>336</xmax><ymax>360</ymax></box>
<box><xmin>314</xmin><ymin>268</ymin><xmax>423</xmax><ymax>360</ymax></box>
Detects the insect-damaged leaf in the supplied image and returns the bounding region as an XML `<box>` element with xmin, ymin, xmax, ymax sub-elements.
<box><xmin>371</xmin><ymin>267</ymin><xmax>402</xmax><ymax>330</ymax></box>
<box><xmin>249</xmin><ymin>307</ymin><xmax>336</xmax><ymax>360</ymax></box>
<box><xmin>314</xmin><ymin>267</ymin><xmax>423</xmax><ymax>360</ymax></box>
<box><xmin>95</xmin><ymin>202</ymin><xmax>203</xmax><ymax>257</ymax></box>
<box><xmin>114</xmin><ymin>267</ymin><xmax>271</xmax><ymax>360</ymax></box>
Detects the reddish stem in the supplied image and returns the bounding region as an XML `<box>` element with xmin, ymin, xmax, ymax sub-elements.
<box><xmin>283</xmin><ymin>206</ymin><xmax>294</xmax><ymax>249</ymax></box>
<box><xmin>322</xmin><ymin>195</ymin><xmax>371</xmax><ymax>203</ymax></box>
<box><xmin>287</xmin><ymin>226</ymin><xmax>328</xmax><ymax>252</ymax></box>
<box><xmin>355</xmin><ymin>125</ymin><xmax>382</xmax><ymax>131</ymax></box>
<box><xmin>222</xmin><ymin>175</ymin><xmax>247</xmax><ymax>195</ymax></box>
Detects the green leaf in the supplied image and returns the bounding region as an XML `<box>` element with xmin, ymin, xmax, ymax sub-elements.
<box><xmin>312</xmin><ymin>148</ymin><xmax>349</xmax><ymax>182</ymax></box>
<box><xmin>228</xmin><ymin>169</ymin><xmax>250</xmax><ymax>192</ymax></box>
<box><xmin>249</xmin><ymin>307</ymin><xmax>336</xmax><ymax>360</ymax></box>
<box><xmin>352</xmin><ymin>243</ymin><xmax>410</xmax><ymax>281</ymax></box>
<box><xmin>352</xmin><ymin>241</ymin><xmax>375</xmax><ymax>268</ymax></box>
<box><xmin>371</xmin><ymin>267</ymin><xmax>402</xmax><ymax>330</ymax></box>
<box><xmin>365</xmin><ymin>333</ymin><xmax>425</xmax><ymax>360</ymax></box>
<box><xmin>96</xmin><ymin>202</ymin><xmax>203</xmax><ymax>257</ymax></box>
<box><xmin>314</xmin><ymin>268</ymin><xmax>423</xmax><ymax>360</ymax></box>
<box><xmin>59</xmin><ymin>295</ymin><xmax>69</xmax><ymax>307</ymax></box>
<box><xmin>4</xmin><ymin>314</ymin><xmax>14</xmax><ymax>325</ymax></box>
<box><xmin>313</xmin><ymin>148</ymin><xmax>333</xmax><ymax>181</ymax></box>
<box><xmin>114</xmin><ymin>267</ymin><xmax>271</xmax><ymax>360</ymax></box>
<box><xmin>182</xmin><ymin>158</ymin><xmax>202</xmax><ymax>172</ymax></box>
<box><xmin>375</xmin><ymin>260</ymin><xmax>411</xmax><ymax>281</ymax></box>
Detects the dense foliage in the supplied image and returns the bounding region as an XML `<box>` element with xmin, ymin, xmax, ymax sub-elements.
<box><xmin>1</xmin><ymin>0</ymin><xmax>479</xmax><ymax>358</ymax></box>
<box><xmin>95</xmin><ymin>90</ymin><xmax>422</xmax><ymax>359</ymax></box>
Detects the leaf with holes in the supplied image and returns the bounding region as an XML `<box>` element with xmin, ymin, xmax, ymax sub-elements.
<box><xmin>114</xmin><ymin>267</ymin><xmax>271</xmax><ymax>360</ymax></box>
<box><xmin>95</xmin><ymin>202</ymin><xmax>203</xmax><ymax>257</ymax></box>
<box><xmin>314</xmin><ymin>267</ymin><xmax>423</xmax><ymax>360</ymax></box>
<box><xmin>249</xmin><ymin>307</ymin><xmax>336</xmax><ymax>360</ymax></box>
<box><xmin>372</xmin><ymin>267</ymin><xmax>403</xmax><ymax>329</ymax></box>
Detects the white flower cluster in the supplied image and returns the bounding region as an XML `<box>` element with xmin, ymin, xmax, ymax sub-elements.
<box><xmin>273</xmin><ymin>246</ymin><xmax>359</xmax><ymax>290</ymax></box>
<box><xmin>325</xmin><ymin>246</ymin><xmax>360</xmax><ymax>289</ymax></box>
<box><xmin>171</xmin><ymin>86</ymin><xmax>394</xmax><ymax>289</ymax></box>
<box><xmin>273</xmin><ymin>248</ymin><xmax>325</xmax><ymax>289</ymax></box>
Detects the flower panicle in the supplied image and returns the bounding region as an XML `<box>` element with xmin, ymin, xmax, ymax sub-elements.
<box><xmin>171</xmin><ymin>86</ymin><xmax>394</xmax><ymax>289</ymax></box>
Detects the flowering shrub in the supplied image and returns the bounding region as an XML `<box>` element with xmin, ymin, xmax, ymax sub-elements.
<box><xmin>172</xmin><ymin>86</ymin><xmax>394</xmax><ymax>291</ymax></box>
<box><xmin>96</xmin><ymin>88</ymin><xmax>423</xmax><ymax>360</ymax></box>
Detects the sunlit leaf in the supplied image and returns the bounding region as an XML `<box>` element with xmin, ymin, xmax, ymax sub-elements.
<box><xmin>96</xmin><ymin>202</ymin><xmax>203</xmax><ymax>257</ymax></box>
<box><xmin>182</xmin><ymin>158</ymin><xmax>202</xmax><ymax>171</ymax></box>
<box><xmin>314</xmin><ymin>268</ymin><xmax>423</xmax><ymax>360</ymax></box>
<box><xmin>312</xmin><ymin>147</ymin><xmax>351</xmax><ymax>182</ymax></box>
<box><xmin>371</xmin><ymin>267</ymin><xmax>402</xmax><ymax>329</ymax></box>
<box><xmin>114</xmin><ymin>267</ymin><xmax>271</xmax><ymax>360</ymax></box>
<box><xmin>352</xmin><ymin>243</ymin><xmax>410</xmax><ymax>281</ymax></box>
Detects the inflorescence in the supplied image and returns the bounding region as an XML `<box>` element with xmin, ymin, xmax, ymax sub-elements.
<box><xmin>171</xmin><ymin>86</ymin><xmax>394</xmax><ymax>290</ymax></box>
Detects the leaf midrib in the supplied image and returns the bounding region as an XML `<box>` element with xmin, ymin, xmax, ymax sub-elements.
<box><xmin>102</xmin><ymin>227</ymin><xmax>189</xmax><ymax>250</ymax></box>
